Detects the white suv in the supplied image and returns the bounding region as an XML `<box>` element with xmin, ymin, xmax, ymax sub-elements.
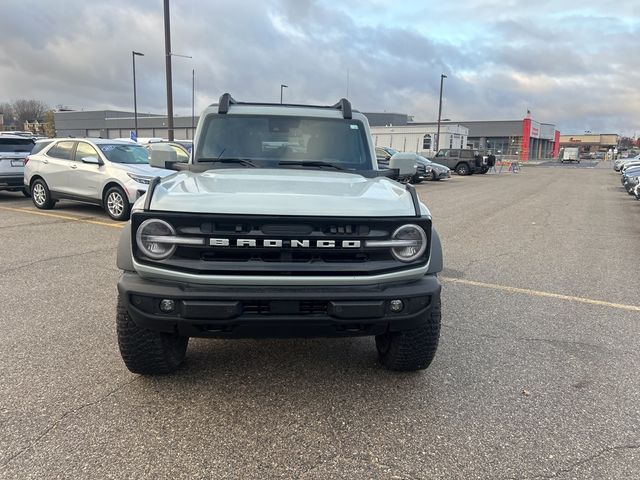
<box><xmin>24</xmin><ymin>138</ymin><xmax>173</xmax><ymax>220</ymax></box>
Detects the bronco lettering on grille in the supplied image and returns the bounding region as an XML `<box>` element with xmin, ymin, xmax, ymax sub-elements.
<box><xmin>208</xmin><ymin>238</ymin><xmax>361</xmax><ymax>248</ymax></box>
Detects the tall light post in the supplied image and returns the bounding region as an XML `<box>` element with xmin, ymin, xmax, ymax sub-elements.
<box><xmin>168</xmin><ymin>52</ymin><xmax>193</xmax><ymax>140</ymax></box>
<box><xmin>192</xmin><ymin>69</ymin><xmax>195</xmax><ymax>140</ymax></box>
<box><xmin>435</xmin><ymin>74</ymin><xmax>447</xmax><ymax>152</ymax></box>
<box><xmin>163</xmin><ymin>0</ymin><xmax>174</xmax><ymax>141</ymax></box>
<box><xmin>280</xmin><ymin>84</ymin><xmax>288</xmax><ymax>104</ymax></box>
<box><xmin>132</xmin><ymin>51</ymin><xmax>144</xmax><ymax>138</ymax></box>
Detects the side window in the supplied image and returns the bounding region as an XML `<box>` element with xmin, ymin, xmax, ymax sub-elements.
<box><xmin>74</xmin><ymin>142</ymin><xmax>100</xmax><ymax>162</ymax></box>
<box><xmin>436</xmin><ymin>149</ymin><xmax>448</xmax><ymax>157</ymax></box>
<box><xmin>461</xmin><ymin>150</ymin><xmax>473</xmax><ymax>158</ymax></box>
<box><xmin>47</xmin><ymin>141</ymin><xmax>76</xmax><ymax>160</ymax></box>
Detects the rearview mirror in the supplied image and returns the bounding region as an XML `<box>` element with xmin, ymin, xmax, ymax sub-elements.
<box><xmin>148</xmin><ymin>143</ymin><xmax>181</xmax><ymax>170</ymax></box>
<box><xmin>82</xmin><ymin>156</ymin><xmax>102</xmax><ymax>165</ymax></box>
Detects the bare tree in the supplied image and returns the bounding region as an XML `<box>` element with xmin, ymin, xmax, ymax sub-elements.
<box><xmin>12</xmin><ymin>99</ymin><xmax>49</xmax><ymax>128</ymax></box>
<box><xmin>0</xmin><ymin>101</ymin><xmax>15</xmax><ymax>127</ymax></box>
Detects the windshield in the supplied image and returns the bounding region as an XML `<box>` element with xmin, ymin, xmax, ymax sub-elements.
<box><xmin>99</xmin><ymin>144</ymin><xmax>149</xmax><ymax>164</ymax></box>
<box><xmin>197</xmin><ymin>115</ymin><xmax>373</xmax><ymax>170</ymax></box>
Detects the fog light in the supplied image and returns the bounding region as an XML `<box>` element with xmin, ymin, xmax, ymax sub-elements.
<box><xmin>389</xmin><ymin>299</ymin><xmax>404</xmax><ymax>313</ymax></box>
<box><xmin>159</xmin><ymin>299</ymin><xmax>175</xmax><ymax>313</ymax></box>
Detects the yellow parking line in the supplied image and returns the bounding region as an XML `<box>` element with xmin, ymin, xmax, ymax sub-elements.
<box><xmin>0</xmin><ymin>206</ymin><xmax>125</xmax><ymax>229</ymax></box>
<box><xmin>441</xmin><ymin>276</ymin><xmax>640</xmax><ymax>312</ymax></box>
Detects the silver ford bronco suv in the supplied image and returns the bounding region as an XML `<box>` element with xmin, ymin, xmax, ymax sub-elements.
<box><xmin>116</xmin><ymin>94</ymin><xmax>444</xmax><ymax>374</ymax></box>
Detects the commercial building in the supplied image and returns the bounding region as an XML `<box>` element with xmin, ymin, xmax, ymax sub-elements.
<box><xmin>369</xmin><ymin>124</ymin><xmax>469</xmax><ymax>157</ymax></box>
<box><xmin>559</xmin><ymin>134</ymin><xmax>619</xmax><ymax>154</ymax></box>
<box><xmin>54</xmin><ymin>110</ymin><xmax>197</xmax><ymax>140</ymax></box>
<box><xmin>365</xmin><ymin>114</ymin><xmax>560</xmax><ymax>161</ymax></box>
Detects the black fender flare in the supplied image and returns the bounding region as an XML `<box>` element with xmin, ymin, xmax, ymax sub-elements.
<box><xmin>427</xmin><ymin>227</ymin><xmax>444</xmax><ymax>274</ymax></box>
<box><xmin>116</xmin><ymin>222</ymin><xmax>134</xmax><ymax>271</ymax></box>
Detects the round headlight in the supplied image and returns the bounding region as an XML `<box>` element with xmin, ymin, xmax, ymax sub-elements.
<box><xmin>390</xmin><ymin>224</ymin><xmax>427</xmax><ymax>262</ymax></box>
<box><xmin>136</xmin><ymin>219</ymin><xmax>177</xmax><ymax>260</ymax></box>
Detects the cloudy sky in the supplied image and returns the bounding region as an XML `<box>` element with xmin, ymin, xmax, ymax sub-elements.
<box><xmin>1</xmin><ymin>0</ymin><xmax>638</xmax><ymax>135</ymax></box>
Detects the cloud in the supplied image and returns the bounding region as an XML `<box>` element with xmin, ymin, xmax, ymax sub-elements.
<box><xmin>0</xmin><ymin>0</ymin><xmax>638</xmax><ymax>135</ymax></box>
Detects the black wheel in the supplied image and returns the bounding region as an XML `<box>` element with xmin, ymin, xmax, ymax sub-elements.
<box><xmin>455</xmin><ymin>163</ymin><xmax>470</xmax><ymax>176</ymax></box>
<box><xmin>104</xmin><ymin>186</ymin><xmax>131</xmax><ymax>221</ymax></box>
<box><xmin>410</xmin><ymin>174</ymin><xmax>422</xmax><ymax>184</ymax></box>
<box><xmin>375</xmin><ymin>295</ymin><xmax>441</xmax><ymax>371</ymax></box>
<box><xmin>116</xmin><ymin>294</ymin><xmax>189</xmax><ymax>375</ymax></box>
<box><xmin>31</xmin><ymin>178</ymin><xmax>55</xmax><ymax>209</ymax></box>
<box><xmin>21</xmin><ymin>187</ymin><xmax>30</xmax><ymax>198</ymax></box>
<box><xmin>426</xmin><ymin>170</ymin><xmax>436</xmax><ymax>181</ymax></box>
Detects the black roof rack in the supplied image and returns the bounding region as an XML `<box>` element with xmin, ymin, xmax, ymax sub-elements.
<box><xmin>216</xmin><ymin>93</ymin><xmax>353</xmax><ymax>119</ymax></box>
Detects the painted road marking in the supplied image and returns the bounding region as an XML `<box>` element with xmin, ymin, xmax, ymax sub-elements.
<box><xmin>3</xmin><ymin>205</ymin><xmax>639</xmax><ymax>312</ymax></box>
<box><xmin>441</xmin><ymin>276</ymin><xmax>640</xmax><ymax>313</ymax></box>
<box><xmin>0</xmin><ymin>206</ymin><xmax>125</xmax><ymax>229</ymax></box>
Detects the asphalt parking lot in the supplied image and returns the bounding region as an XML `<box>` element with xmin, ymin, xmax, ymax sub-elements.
<box><xmin>1</xmin><ymin>164</ymin><xmax>639</xmax><ymax>479</ymax></box>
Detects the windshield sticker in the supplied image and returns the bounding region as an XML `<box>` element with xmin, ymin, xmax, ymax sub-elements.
<box><xmin>350</xmin><ymin>124</ymin><xmax>359</xmax><ymax>129</ymax></box>
<box><xmin>100</xmin><ymin>145</ymin><xmax>116</xmax><ymax>152</ymax></box>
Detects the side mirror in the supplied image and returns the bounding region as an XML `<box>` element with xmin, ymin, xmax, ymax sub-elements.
<box><xmin>148</xmin><ymin>143</ymin><xmax>181</xmax><ymax>170</ymax></box>
<box><xmin>389</xmin><ymin>154</ymin><xmax>417</xmax><ymax>178</ymax></box>
<box><xmin>82</xmin><ymin>156</ymin><xmax>102</xmax><ymax>165</ymax></box>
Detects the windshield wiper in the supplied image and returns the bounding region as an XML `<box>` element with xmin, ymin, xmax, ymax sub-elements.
<box><xmin>198</xmin><ymin>157</ymin><xmax>257</xmax><ymax>167</ymax></box>
<box><xmin>278</xmin><ymin>160</ymin><xmax>345</xmax><ymax>171</ymax></box>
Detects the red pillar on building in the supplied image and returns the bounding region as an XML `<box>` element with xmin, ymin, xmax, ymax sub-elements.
<box><xmin>521</xmin><ymin>118</ymin><xmax>531</xmax><ymax>162</ymax></box>
<box><xmin>552</xmin><ymin>130</ymin><xmax>560</xmax><ymax>158</ymax></box>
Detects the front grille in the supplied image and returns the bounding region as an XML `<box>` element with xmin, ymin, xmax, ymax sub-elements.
<box><xmin>132</xmin><ymin>213</ymin><xmax>431</xmax><ymax>277</ymax></box>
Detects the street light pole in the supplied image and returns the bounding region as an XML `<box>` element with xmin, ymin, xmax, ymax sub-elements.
<box><xmin>163</xmin><ymin>0</ymin><xmax>174</xmax><ymax>141</ymax></box>
<box><xmin>132</xmin><ymin>51</ymin><xmax>144</xmax><ymax>138</ymax></box>
<box><xmin>435</xmin><ymin>73</ymin><xmax>447</xmax><ymax>152</ymax></box>
<box><xmin>280</xmin><ymin>84</ymin><xmax>288</xmax><ymax>104</ymax></box>
<box><xmin>192</xmin><ymin>69</ymin><xmax>195</xmax><ymax>140</ymax></box>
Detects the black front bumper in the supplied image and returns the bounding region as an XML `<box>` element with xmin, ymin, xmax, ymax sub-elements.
<box><xmin>118</xmin><ymin>272</ymin><xmax>441</xmax><ymax>338</ymax></box>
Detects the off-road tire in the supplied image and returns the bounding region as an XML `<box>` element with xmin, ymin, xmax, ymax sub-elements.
<box><xmin>455</xmin><ymin>163</ymin><xmax>470</xmax><ymax>176</ymax></box>
<box><xmin>31</xmin><ymin>178</ymin><xmax>55</xmax><ymax>209</ymax></box>
<box><xmin>104</xmin><ymin>186</ymin><xmax>131</xmax><ymax>221</ymax></box>
<box><xmin>375</xmin><ymin>296</ymin><xmax>441</xmax><ymax>371</ymax></box>
<box><xmin>116</xmin><ymin>294</ymin><xmax>189</xmax><ymax>374</ymax></box>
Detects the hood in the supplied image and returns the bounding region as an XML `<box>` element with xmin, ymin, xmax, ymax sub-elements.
<box><xmin>147</xmin><ymin>168</ymin><xmax>427</xmax><ymax>217</ymax></box>
<box><xmin>111</xmin><ymin>163</ymin><xmax>174</xmax><ymax>178</ymax></box>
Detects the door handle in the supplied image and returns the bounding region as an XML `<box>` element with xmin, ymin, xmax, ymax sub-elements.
<box><xmin>42</xmin><ymin>159</ymin><xmax>49</xmax><ymax>164</ymax></box>
<box><xmin>70</xmin><ymin>164</ymin><xmax>78</xmax><ymax>169</ymax></box>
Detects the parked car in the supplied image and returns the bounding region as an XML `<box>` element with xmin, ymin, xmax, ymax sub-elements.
<box><xmin>433</xmin><ymin>148</ymin><xmax>484</xmax><ymax>175</ymax></box>
<box><xmin>416</xmin><ymin>156</ymin><xmax>451</xmax><ymax>181</ymax></box>
<box><xmin>24</xmin><ymin>138</ymin><xmax>174</xmax><ymax>220</ymax></box>
<box><xmin>115</xmin><ymin>93</ymin><xmax>443</xmax><ymax>374</ymax></box>
<box><xmin>621</xmin><ymin>160</ymin><xmax>640</xmax><ymax>174</ymax></box>
<box><xmin>615</xmin><ymin>155</ymin><xmax>640</xmax><ymax>171</ymax></box>
<box><xmin>0</xmin><ymin>134</ymin><xmax>35</xmax><ymax>196</ymax></box>
<box><xmin>621</xmin><ymin>166</ymin><xmax>640</xmax><ymax>192</ymax></box>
